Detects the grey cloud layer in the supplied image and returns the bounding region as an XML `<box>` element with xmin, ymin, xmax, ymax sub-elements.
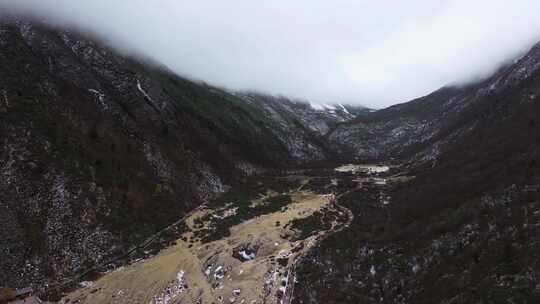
<box><xmin>2</xmin><ymin>0</ymin><xmax>540</xmax><ymax>107</ymax></box>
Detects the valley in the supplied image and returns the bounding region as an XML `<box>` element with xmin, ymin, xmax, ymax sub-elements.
<box><xmin>2</xmin><ymin>17</ymin><xmax>540</xmax><ymax>304</ymax></box>
<box><xmin>60</xmin><ymin>165</ymin><xmax>390</xmax><ymax>304</ymax></box>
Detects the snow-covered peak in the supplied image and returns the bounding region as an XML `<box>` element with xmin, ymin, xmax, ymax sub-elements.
<box><xmin>309</xmin><ymin>102</ymin><xmax>355</xmax><ymax>120</ymax></box>
<box><xmin>338</xmin><ymin>104</ymin><xmax>351</xmax><ymax>115</ymax></box>
<box><xmin>310</xmin><ymin>103</ymin><xmax>336</xmax><ymax>111</ymax></box>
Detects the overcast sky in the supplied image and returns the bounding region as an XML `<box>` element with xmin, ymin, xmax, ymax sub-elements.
<box><xmin>2</xmin><ymin>1</ymin><xmax>540</xmax><ymax>108</ymax></box>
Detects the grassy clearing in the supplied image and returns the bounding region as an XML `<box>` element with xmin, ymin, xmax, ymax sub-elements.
<box><xmin>64</xmin><ymin>190</ymin><xmax>333</xmax><ymax>304</ymax></box>
<box><xmin>193</xmin><ymin>193</ymin><xmax>293</xmax><ymax>243</ymax></box>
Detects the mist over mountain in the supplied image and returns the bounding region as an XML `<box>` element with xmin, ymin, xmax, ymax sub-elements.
<box><xmin>2</xmin><ymin>4</ymin><xmax>540</xmax><ymax>304</ymax></box>
<box><xmin>2</xmin><ymin>0</ymin><xmax>540</xmax><ymax>107</ymax></box>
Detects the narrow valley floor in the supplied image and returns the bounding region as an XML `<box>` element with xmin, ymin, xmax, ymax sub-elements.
<box><xmin>59</xmin><ymin>164</ymin><xmax>391</xmax><ymax>304</ymax></box>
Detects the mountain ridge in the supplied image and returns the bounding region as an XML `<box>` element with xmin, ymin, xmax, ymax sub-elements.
<box><xmin>0</xmin><ymin>19</ymin><xmax>356</xmax><ymax>291</ymax></box>
<box><xmin>292</xmin><ymin>38</ymin><xmax>540</xmax><ymax>304</ymax></box>
<box><xmin>1</xmin><ymin>17</ymin><xmax>540</xmax><ymax>304</ymax></box>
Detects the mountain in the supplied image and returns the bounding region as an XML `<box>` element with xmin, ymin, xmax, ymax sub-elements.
<box><xmin>2</xmin><ymin>16</ymin><xmax>540</xmax><ymax>304</ymax></box>
<box><xmin>0</xmin><ymin>18</ymin><xmax>356</xmax><ymax>291</ymax></box>
<box><xmin>329</xmin><ymin>86</ymin><xmax>469</xmax><ymax>161</ymax></box>
<box><xmin>330</xmin><ymin>44</ymin><xmax>540</xmax><ymax>165</ymax></box>
<box><xmin>234</xmin><ymin>93</ymin><xmax>360</xmax><ymax>160</ymax></box>
<box><xmin>293</xmin><ymin>42</ymin><xmax>540</xmax><ymax>303</ymax></box>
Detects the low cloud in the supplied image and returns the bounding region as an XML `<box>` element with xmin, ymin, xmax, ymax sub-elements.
<box><xmin>2</xmin><ymin>0</ymin><xmax>540</xmax><ymax>108</ymax></box>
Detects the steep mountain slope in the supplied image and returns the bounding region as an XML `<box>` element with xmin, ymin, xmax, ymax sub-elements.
<box><xmin>4</xmin><ymin>15</ymin><xmax>540</xmax><ymax>304</ymax></box>
<box><xmin>237</xmin><ymin>93</ymin><xmax>355</xmax><ymax>136</ymax></box>
<box><xmin>329</xmin><ymin>86</ymin><xmax>469</xmax><ymax>160</ymax></box>
<box><xmin>293</xmin><ymin>42</ymin><xmax>540</xmax><ymax>303</ymax></box>
<box><xmin>330</xmin><ymin>43</ymin><xmax>540</xmax><ymax>164</ymax></box>
<box><xmin>0</xmin><ymin>18</ymin><xmax>353</xmax><ymax>290</ymax></box>
<box><xmin>234</xmin><ymin>93</ymin><xmax>356</xmax><ymax>161</ymax></box>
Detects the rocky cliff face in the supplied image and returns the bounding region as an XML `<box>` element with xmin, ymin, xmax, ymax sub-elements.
<box><xmin>0</xmin><ymin>19</ymin><xmax>355</xmax><ymax>290</ymax></box>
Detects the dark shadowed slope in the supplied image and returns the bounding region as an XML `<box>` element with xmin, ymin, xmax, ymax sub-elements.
<box><xmin>330</xmin><ymin>43</ymin><xmax>540</xmax><ymax>165</ymax></box>
<box><xmin>3</xmin><ymin>15</ymin><xmax>540</xmax><ymax>304</ymax></box>
<box><xmin>293</xmin><ymin>42</ymin><xmax>540</xmax><ymax>304</ymax></box>
<box><xmin>0</xmin><ymin>19</ymin><xmax>354</xmax><ymax>290</ymax></box>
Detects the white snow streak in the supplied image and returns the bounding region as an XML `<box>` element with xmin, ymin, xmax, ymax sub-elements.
<box><xmin>2</xmin><ymin>89</ymin><xmax>9</xmax><ymax>108</ymax></box>
<box><xmin>88</xmin><ymin>89</ymin><xmax>107</xmax><ymax>110</ymax></box>
<box><xmin>339</xmin><ymin>104</ymin><xmax>351</xmax><ymax>115</ymax></box>
<box><xmin>137</xmin><ymin>80</ymin><xmax>155</xmax><ymax>103</ymax></box>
